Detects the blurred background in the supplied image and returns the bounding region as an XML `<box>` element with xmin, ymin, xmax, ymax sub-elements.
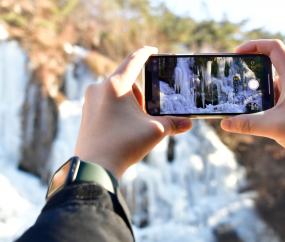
<box><xmin>0</xmin><ymin>0</ymin><xmax>285</xmax><ymax>241</ymax></box>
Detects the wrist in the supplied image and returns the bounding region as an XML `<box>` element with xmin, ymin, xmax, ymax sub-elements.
<box><xmin>46</xmin><ymin>157</ymin><xmax>118</xmax><ymax>202</ymax></box>
<box><xmin>73</xmin><ymin>150</ymin><xmax>125</xmax><ymax>180</ymax></box>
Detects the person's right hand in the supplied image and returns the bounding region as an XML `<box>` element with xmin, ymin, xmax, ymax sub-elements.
<box><xmin>221</xmin><ymin>39</ymin><xmax>285</xmax><ymax>148</ymax></box>
<box><xmin>74</xmin><ymin>47</ymin><xmax>192</xmax><ymax>179</ymax></box>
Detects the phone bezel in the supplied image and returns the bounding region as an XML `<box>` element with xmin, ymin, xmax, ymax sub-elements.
<box><xmin>143</xmin><ymin>53</ymin><xmax>274</xmax><ymax>118</ymax></box>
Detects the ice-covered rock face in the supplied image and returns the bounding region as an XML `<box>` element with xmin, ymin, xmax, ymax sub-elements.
<box><xmin>160</xmin><ymin>57</ymin><xmax>262</xmax><ymax>114</ymax></box>
<box><xmin>0</xmin><ymin>41</ymin><xmax>47</xmax><ymax>242</ymax></box>
<box><xmin>0</xmin><ymin>42</ymin><xmax>101</xmax><ymax>241</ymax></box>
<box><xmin>121</xmin><ymin>121</ymin><xmax>278</xmax><ymax>242</ymax></box>
<box><xmin>0</xmin><ymin>41</ymin><xmax>29</xmax><ymax>163</ymax></box>
<box><xmin>48</xmin><ymin>60</ymin><xmax>102</xmax><ymax>175</ymax></box>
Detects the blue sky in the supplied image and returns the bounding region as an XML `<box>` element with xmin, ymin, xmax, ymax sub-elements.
<box><xmin>151</xmin><ymin>0</ymin><xmax>285</xmax><ymax>35</ymax></box>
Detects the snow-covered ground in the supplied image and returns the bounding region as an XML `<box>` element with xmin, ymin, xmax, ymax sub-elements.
<box><xmin>0</xmin><ymin>41</ymin><xmax>280</xmax><ymax>242</ymax></box>
<box><xmin>0</xmin><ymin>158</ymin><xmax>46</xmax><ymax>242</ymax></box>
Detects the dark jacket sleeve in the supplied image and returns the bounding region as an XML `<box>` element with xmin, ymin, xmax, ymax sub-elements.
<box><xmin>15</xmin><ymin>182</ymin><xmax>134</xmax><ymax>242</ymax></box>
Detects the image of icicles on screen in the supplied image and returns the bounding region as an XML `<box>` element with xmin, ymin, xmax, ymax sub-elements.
<box><xmin>159</xmin><ymin>56</ymin><xmax>263</xmax><ymax>114</ymax></box>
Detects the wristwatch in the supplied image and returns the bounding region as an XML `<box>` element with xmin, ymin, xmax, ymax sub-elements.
<box><xmin>46</xmin><ymin>156</ymin><xmax>118</xmax><ymax>202</ymax></box>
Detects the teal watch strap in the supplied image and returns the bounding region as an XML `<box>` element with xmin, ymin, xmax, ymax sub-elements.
<box><xmin>74</xmin><ymin>160</ymin><xmax>118</xmax><ymax>194</ymax></box>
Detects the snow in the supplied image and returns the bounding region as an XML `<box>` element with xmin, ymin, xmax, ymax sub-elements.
<box><xmin>0</xmin><ymin>158</ymin><xmax>46</xmax><ymax>242</ymax></box>
<box><xmin>0</xmin><ymin>41</ymin><xmax>280</xmax><ymax>242</ymax></box>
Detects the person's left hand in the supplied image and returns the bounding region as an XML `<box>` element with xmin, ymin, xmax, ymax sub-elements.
<box><xmin>221</xmin><ymin>40</ymin><xmax>285</xmax><ymax>148</ymax></box>
<box><xmin>74</xmin><ymin>47</ymin><xmax>192</xmax><ymax>179</ymax></box>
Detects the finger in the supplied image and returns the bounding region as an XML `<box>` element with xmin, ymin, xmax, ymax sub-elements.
<box><xmin>274</xmin><ymin>76</ymin><xmax>280</xmax><ymax>104</ymax></box>
<box><xmin>157</xmin><ymin>116</ymin><xmax>192</xmax><ymax>136</ymax></box>
<box><xmin>132</xmin><ymin>82</ymin><xmax>143</xmax><ymax>108</ymax></box>
<box><xmin>234</xmin><ymin>40</ymin><xmax>285</xmax><ymax>75</ymax></box>
<box><xmin>220</xmin><ymin>110</ymin><xmax>276</xmax><ymax>138</ymax></box>
<box><xmin>110</xmin><ymin>46</ymin><xmax>158</xmax><ymax>94</ymax></box>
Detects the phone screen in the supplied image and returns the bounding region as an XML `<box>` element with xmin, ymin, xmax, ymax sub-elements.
<box><xmin>145</xmin><ymin>55</ymin><xmax>274</xmax><ymax>116</ymax></box>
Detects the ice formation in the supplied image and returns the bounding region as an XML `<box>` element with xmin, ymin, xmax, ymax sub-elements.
<box><xmin>160</xmin><ymin>57</ymin><xmax>263</xmax><ymax>114</ymax></box>
<box><xmin>0</xmin><ymin>41</ymin><xmax>46</xmax><ymax>242</ymax></box>
<box><xmin>48</xmin><ymin>60</ymin><xmax>102</xmax><ymax>175</ymax></box>
<box><xmin>0</xmin><ymin>41</ymin><xmax>29</xmax><ymax>164</ymax></box>
<box><xmin>120</xmin><ymin>121</ymin><xmax>279</xmax><ymax>242</ymax></box>
<box><xmin>0</xmin><ymin>41</ymin><xmax>280</xmax><ymax>242</ymax></box>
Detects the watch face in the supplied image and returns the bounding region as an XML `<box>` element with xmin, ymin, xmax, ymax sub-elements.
<box><xmin>46</xmin><ymin>157</ymin><xmax>80</xmax><ymax>201</ymax></box>
<box><xmin>47</xmin><ymin>160</ymin><xmax>71</xmax><ymax>196</ymax></box>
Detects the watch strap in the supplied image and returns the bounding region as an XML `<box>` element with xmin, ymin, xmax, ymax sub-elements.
<box><xmin>105</xmin><ymin>169</ymin><xmax>119</xmax><ymax>188</ymax></box>
<box><xmin>74</xmin><ymin>161</ymin><xmax>117</xmax><ymax>194</ymax></box>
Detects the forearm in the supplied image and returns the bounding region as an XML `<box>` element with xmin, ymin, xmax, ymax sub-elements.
<box><xmin>16</xmin><ymin>182</ymin><xmax>134</xmax><ymax>242</ymax></box>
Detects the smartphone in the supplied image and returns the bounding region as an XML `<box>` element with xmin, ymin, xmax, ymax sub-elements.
<box><xmin>143</xmin><ymin>54</ymin><xmax>274</xmax><ymax>118</ymax></box>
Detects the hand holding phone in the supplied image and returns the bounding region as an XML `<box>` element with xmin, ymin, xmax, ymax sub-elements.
<box><xmin>74</xmin><ymin>47</ymin><xmax>192</xmax><ymax>179</ymax></box>
<box><xmin>220</xmin><ymin>39</ymin><xmax>285</xmax><ymax>148</ymax></box>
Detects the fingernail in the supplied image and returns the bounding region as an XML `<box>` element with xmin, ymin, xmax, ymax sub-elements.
<box><xmin>151</xmin><ymin>47</ymin><xmax>158</xmax><ymax>54</ymax></box>
<box><xmin>234</xmin><ymin>45</ymin><xmax>245</xmax><ymax>53</ymax></box>
<box><xmin>253</xmin><ymin>111</ymin><xmax>264</xmax><ymax>115</ymax></box>
<box><xmin>221</xmin><ymin>119</ymin><xmax>233</xmax><ymax>131</ymax></box>
<box><xmin>178</xmin><ymin>119</ymin><xmax>192</xmax><ymax>132</ymax></box>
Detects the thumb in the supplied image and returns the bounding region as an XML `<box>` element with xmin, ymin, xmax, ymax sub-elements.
<box><xmin>220</xmin><ymin>111</ymin><xmax>274</xmax><ymax>138</ymax></box>
<box><xmin>157</xmin><ymin>116</ymin><xmax>192</xmax><ymax>135</ymax></box>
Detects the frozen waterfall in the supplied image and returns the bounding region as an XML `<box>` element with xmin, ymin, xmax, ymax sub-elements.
<box><xmin>0</xmin><ymin>41</ymin><xmax>46</xmax><ymax>242</ymax></box>
<box><xmin>160</xmin><ymin>57</ymin><xmax>262</xmax><ymax>115</ymax></box>
<box><xmin>0</xmin><ymin>41</ymin><xmax>280</xmax><ymax>242</ymax></box>
<box><xmin>0</xmin><ymin>41</ymin><xmax>29</xmax><ymax>163</ymax></box>
<box><xmin>120</xmin><ymin>121</ymin><xmax>278</xmax><ymax>242</ymax></box>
